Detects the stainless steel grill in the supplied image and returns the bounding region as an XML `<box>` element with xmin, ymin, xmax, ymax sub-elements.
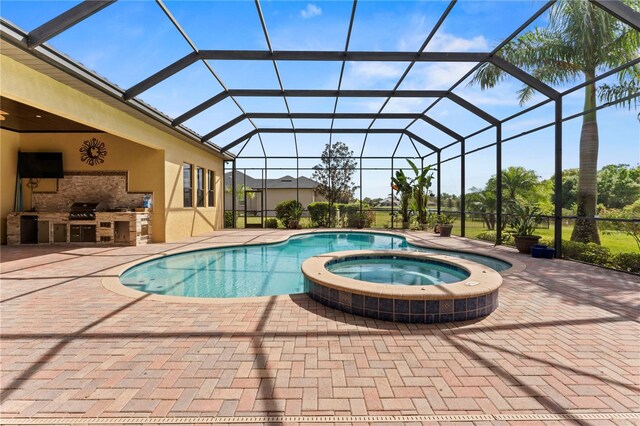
<box><xmin>69</xmin><ymin>202</ymin><xmax>101</xmax><ymax>221</ymax></box>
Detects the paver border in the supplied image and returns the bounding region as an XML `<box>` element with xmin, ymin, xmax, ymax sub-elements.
<box><xmin>2</xmin><ymin>412</ymin><xmax>639</xmax><ymax>424</ymax></box>
<box><xmin>102</xmin><ymin>229</ymin><xmax>525</xmax><ymax>305</ymax></box>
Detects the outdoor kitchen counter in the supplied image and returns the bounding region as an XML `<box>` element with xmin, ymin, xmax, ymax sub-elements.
<box><xmin>6</xmin><ymin>211</ymin><xmax>151</xmax><ymax>246</ymax></box>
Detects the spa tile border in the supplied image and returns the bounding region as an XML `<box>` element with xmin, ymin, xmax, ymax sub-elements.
<box><xmin>302</xmin><ymin>250</ymin><xmax>502</xmax><ymax>323</ymax></box>
<box><xmin>307</xmin><ymin>279</ymin><xmax>499</xmax><ymax>323</ymax></box>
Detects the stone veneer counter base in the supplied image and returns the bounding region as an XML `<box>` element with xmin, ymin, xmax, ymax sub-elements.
<box><xmin>302</xmin><ymin>250</ymin><xmax>502</xmax><ymax>323</ymax></box>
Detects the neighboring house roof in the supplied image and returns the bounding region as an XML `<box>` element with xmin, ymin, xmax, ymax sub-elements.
<box><xmin>379</xmin><ymin>195</ymin><xmax>400</xmax><ymax>205</ymax></box>
<box><xmin>225</xmin><ymin>171</ymin><xmax>320</xmax><ymax>190</ymax></box>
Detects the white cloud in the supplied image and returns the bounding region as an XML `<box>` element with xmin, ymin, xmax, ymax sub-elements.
<box><xmin>427</xmin><ymin>33</ymin><xmax>489</xmax><ymax>52</ymax></box>
<box><xmin>402</xmin><ymin>62</ymin><xmax>476</xmax><ymax>91</ymax></box>
<box><xmin>300</xmin><ymin>4</ymin><xmax>321</xmax><ymax>19</ymax></box>
<box><xmin>350</xmin><ymin>62</ymin><xmax>404</xmax><ymax>80</ymax></box>
<box><xmin>340</xmin><ymin>62</ymin><xmax>405</xmax><ymax>90</ymax></box>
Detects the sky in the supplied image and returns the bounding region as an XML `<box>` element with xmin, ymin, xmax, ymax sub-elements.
<box><xmin>2</xmin><ymin>0</ymin><xmax>638</xmax><ymax>198</ymax></box>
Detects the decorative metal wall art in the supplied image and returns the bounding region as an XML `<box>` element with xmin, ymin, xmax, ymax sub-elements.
<box><xmin>80</xmin><ymin>138</ymin><xmax>107</xmax><ymax>166</ymax></box>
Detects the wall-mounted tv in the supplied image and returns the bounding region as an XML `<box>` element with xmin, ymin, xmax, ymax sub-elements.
<box><xmin>18</xmin><ymin>152</ymin><xmax>64</xmax><ymax>178</ymax></box>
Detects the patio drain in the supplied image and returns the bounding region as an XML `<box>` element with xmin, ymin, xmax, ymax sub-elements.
<box><xmin>1</xmin><ymin>413</ymin><xmax>638</xmax><ymax>424</ymax></box>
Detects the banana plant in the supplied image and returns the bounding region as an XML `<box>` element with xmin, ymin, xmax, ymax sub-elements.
<box><xmin>407</xmin><ymin>159</ymin><xmax>434</xmax><ymax>226</ymax></box>
<box><xmin>391</xmin><ymin>169</ymin><xmax>412</xmax><ymax>225</ymax></box>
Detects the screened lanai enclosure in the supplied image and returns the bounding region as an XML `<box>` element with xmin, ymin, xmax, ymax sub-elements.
<box><xmin>2</xmin><ymin>0</ymin><xmax>638</xmax><ymax>268</ymax></box>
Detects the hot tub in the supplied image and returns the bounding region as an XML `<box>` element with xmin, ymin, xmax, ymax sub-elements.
<box><xmin>302</xmin><ymin>250</ymin><xmax>502</xmax><ymax>323</ymax></box>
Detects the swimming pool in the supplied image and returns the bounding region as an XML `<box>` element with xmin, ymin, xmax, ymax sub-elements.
<box><xmin>120</xmin><ymin>232</ymin><xmax>511</xmax><ymax>298</ymax></box>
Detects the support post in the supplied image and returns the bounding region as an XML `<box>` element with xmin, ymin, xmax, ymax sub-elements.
<box><xmin>232</xmin><ymin>160</ymin><xmax>237</xmax><ymax>228</ymax></box>
<box><xmin>390</xmin><ymin>157</ymin><xmax>395</xmax><ymax>228</ymax></box>
<box><xmin>436</xmin><ymin>152</ymin><xmax>441</xmax><ymax>216</ymax></box>
<box><xmin>554</xmin><ymin>98</ymin><xmax>563</xmax><ymax>257</ymax></box>
<box><xmin>359</xmin><ymin>157</ymin><xmax>363</xmax><ymax>214</ymax></box>
<box><xmin>264</xmin><ymin>157</ymin><xmax>268</xmax><ymax>227</ymax></box>
<box><xmin>460</xmin><ymin>138</ymin><xmax>466</xmax><ymax>237</ymax></box>
<box><xmin>496</xmin><ymin>124</ymin><xmax>502</xmax><ymax>245</ymax></box>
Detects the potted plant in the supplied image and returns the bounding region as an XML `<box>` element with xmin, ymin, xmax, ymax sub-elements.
<box><xmin>406</xmin><ymin>159</ymin><xmax>434</xmax><ymax>230</ymax></box>
<box><xmin>436</xmin><ymin>214</ymin><xmax>456</xmax><ymax>237</ymax></box>
<box><xmin>391</xmin><ymin>170</ymin><xmax>412</xmax><ymax>229</ymax></box>
<box><xmin>506</xmin><ymin>204</ymin><xmax>542</xmax><ymax>253</ymax></box>
<box><xmin>288</xmin><ymin>204</ymin><xmax>304</xmax><ymax>229</ymax></box>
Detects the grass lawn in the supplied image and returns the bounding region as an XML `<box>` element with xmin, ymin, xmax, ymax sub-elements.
<box><xmin>460</xmin><ymin>219</ymin><xmax>637</xmax><ymax>254</ymax></box>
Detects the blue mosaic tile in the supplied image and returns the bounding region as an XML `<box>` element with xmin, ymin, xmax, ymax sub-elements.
<box><xmin>339</xmin><ymin>291</ymin><xmax>351</xmax><ymax>306</ymax></box>
<box><xmin>379</xmin><ymin>311</ymin><xmax>394</xmax><ymax>321</ymax></box>
<box><xmin>410</xmin><ymin>300</ymin><xmax>425</xmax><ymax>315</ymax></box>
<box><xmin>454</xmin><ymin>311</ymin><xmax>467</xmax><ymax>322</ymax></box>
<box><xmin>478</xmin><ymin>294</ymin><xmax>486</xmax><ymax>307</ymax></box>
<box><xmin>409</xmin><ymin>314</ymin><xmax>424</xmax><ymax>323</ymax></box>
<box><xmin>394</xmin><ymin>312</ymin><xmax>410</xmax><ymax>323</ymax></box>
<box><xmin>352</xmin><ymin>306</ymin><xmax>364</xmax><ymax>316</ymax></box>
<box><xmin>454</xmin><ymin>299</ymin><xmax>466</xmax><ymax>313</ymax></box>
<box><xmin>352</xmin><ymin>294</ymin><xmax>363</xmax><ymax>308</ymax></box>
<box><xmin>319</xmin><ymin>285</ymin><xmax>328</xmax><ymax>299</ymax></box>
<box><xmin>364</xmin><ymin>309</ymin><xmax>378</xmax><ymax>320</ymax></box>
<box><xmin>340</xmin><ymin>303</ymin><xmax>353</xmax><ymax>314</ymax></box>
<box><xmin>379</xmin><ymin>298</ymin><xmax>393</xmax><ymax>313</ymax></box>
<box><xmin>440</xmin><ymin>313</ymin><xmax>454</xmax><ymax>322</ymax></box>
<box><xmin>365</xmin><ymin>296</ymin><xmax>378</xmax><ymax>311</ymax></box>
<box><xmin>426</xmin><ymin>300</ymin><xmax>439</xmax><ymax>314</ymax></box>
<box><xmin>467</xmin><ymin>297</ymin><xmax>478</xmax><ymax>311</ymax></box>
<box><xmin>425</xmin><ymin>314</ymin><xmax>437</xmax><ymax>324</ymax></box>
<box><xmin>440</xmin><ymin>300</ymin><xmax>454</xmax><ymax>314</ymax></box>
<box><xmin>394</xmin><ymin>299</ymin><xmax>409</xmax><ymax>314</ymax></box>
<box><xmin>330</xmin><ymin>288</ymin><xmax>339</xmax><ymax>302</ymax></box>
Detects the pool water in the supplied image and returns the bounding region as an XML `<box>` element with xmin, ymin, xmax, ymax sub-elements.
<box><xmin>120</xmin><ymin>232</ymin><xmax>510</xmax><ymax>298</ymax></box>
<box><xmin>326</xmin><ymin>258</ymin><xmax>470</xmax><ymax>285</ymax></box>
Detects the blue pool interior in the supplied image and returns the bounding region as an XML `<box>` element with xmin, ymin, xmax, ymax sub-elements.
<box><xmin>120</xmin><ymin>232</ymin><xmax>511</xmax><ymax>298</ymax></box>
<box><xmin>326</xmin><ymin>256</ymin><xmax>470</xmax><ymax>285</ymax></box>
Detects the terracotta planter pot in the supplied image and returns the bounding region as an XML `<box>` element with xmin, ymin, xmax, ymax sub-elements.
<box><xmin>288</xmin><ymin>220</ymin><xmax>300</xmax><ymax>229</ymax></box>
<box><xmin>514</xmin><ymin>235</ymin><xmax>541</xmax><ymax>253</ymax></box>
<box><xmin>438</xmin><ymin>224</ymin><xmax>453</xmax><ymax>237</ymax></box>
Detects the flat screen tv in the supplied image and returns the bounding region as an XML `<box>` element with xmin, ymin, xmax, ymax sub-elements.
<box><xmin>18</xmin><ymin>152</ymin><xmax>64</xmax><ymax>178</ymax></box>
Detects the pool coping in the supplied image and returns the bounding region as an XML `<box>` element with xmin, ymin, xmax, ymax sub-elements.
<box><xmin>301</xmin><ymin>250</ymin><xmax>502</xmax><ymax>300</ymax></box>
<box><xmin>102</xmin><ymin>229</ymin><xmax>525</xmax><ymax>305</ymax></box>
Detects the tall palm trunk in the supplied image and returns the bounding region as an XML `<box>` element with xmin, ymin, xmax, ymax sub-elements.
<box><xmin>571</xmin><ymin>77</ymin><xmax>601</xmax><ymax>244</ymax></box>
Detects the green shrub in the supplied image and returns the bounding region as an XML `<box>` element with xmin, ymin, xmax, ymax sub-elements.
<box><xmin>475</xmin><ymin>230</ymin><xmax>515</xmax><ymax>246</ymax></box>
<box><xmin>340</xmin><ymin>203</ymin><xmax>374</xmax><ymax>228</ymax></box>
<box><xmin>562</xmin><ymin>240</ymin><xmax>612</xmax><ymax>267</ymax></box>
<box><xmin>275</xmin><ymin>200</ymin><xmax>303</xmax><ymax>228</ymax></box>
<box><xmin>476</xmin><ymin>230</ymin><xmax>497</xmax><ymax>243</ymax></box>
<box><xmin>308</xmin><ymin>202</ymin><xmax>338</xmax><ymax>227</ymax></box>
<box><xmin>611</xmin><ymin>252</ymin><xmax>640</xmax><ymax>274</ymax></box>
<box><xmin>224</xmin><ymin>211</ymin><xmax>234</xmax><ymax>228</ymax></box>
<box><xmin>265</xmin><ymin>218</ymin><xmax>279</xmax><ymax>228</ymax></box>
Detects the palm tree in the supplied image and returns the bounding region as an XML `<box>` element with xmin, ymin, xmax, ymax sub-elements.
<box><xmin>501</xmin><ymin>166</ymin><xmax>539</xmax><ymax>208</ymax></box>
<box><xmin>470</xmin><ymin>0</ymin><xmax>640</xmax><ymax>244</ymax></box>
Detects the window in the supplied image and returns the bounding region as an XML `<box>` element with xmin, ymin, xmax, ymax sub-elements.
<box><xmin>207</xmin><ymin>170</ymin><xmax>215</xmax><ymax>207</ymax></box>
<box><xmin>183</xmin><ymin>163</ymin><xmax>192</xmax><ymax>207</ymax></box>
<box><xmin>196</xmin><ymin>167</ymin><xmax>205</xmax><ymax>207</ymax></box>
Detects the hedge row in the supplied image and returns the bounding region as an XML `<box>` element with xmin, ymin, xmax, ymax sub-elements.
<box><xmin>475</xmin><ymin>230</ymin><xmax>639</xmax><ymax>274</ymax></box>
<box><xmin>308</xmin><ymin>202</ymin><xmax>374</xmax><ymax>228</ymax></box>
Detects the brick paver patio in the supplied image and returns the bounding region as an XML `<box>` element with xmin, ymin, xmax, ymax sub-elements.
<box><xmin>1</xmin><ymin>230</ymin><xmax>638</xmax><ymax>424</ymax></box>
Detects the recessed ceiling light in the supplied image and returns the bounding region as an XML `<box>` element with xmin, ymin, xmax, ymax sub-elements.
<box><xmin>35</xmin><ymin>114</ymin><xmax>42</xmax><ymax>118</ymax></box>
